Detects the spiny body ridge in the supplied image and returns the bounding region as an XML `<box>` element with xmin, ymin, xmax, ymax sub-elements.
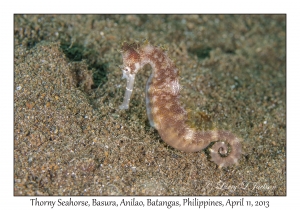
<box><xmin>118</xmin><ymin>41</ymin><xmax>242</xmax><ymax>168</ymax></box>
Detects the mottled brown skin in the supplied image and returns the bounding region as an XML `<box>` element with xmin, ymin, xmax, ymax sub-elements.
<box><xmin>119</xmin><ymin>41</ymin><xmax>242</xmax><ymax>168</ymax></box>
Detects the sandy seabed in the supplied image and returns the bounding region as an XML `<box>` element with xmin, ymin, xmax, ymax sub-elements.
<box><xmin>14</xmin><ymin>14</ymin><xmax>286</xmax><ymax>195</ymax></box>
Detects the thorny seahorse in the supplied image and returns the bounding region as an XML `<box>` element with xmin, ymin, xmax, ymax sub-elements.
<box><xmin>118</xmin><ymin>41</ymin><xmax>242</xmax><ymax>168</ymax></box>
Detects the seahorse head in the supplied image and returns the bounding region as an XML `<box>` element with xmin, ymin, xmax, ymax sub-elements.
<box><xmin>120</xmin><ymin>42</ymin><xmax>141</xmax><ymax>75</ymax></box>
